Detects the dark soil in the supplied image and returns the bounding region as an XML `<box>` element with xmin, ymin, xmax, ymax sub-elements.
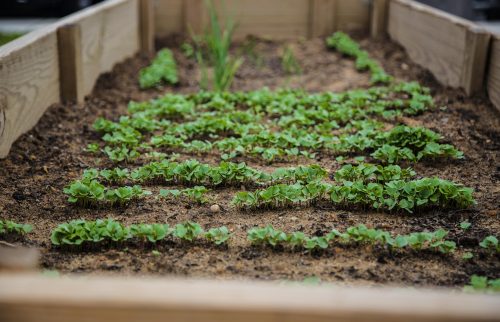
<box><xmin>0</xmin><ymin>33</ymin><xmax>498</xmax><ymax>287</ymax></box>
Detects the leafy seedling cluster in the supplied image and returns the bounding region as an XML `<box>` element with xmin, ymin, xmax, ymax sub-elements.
<box><xmin>50</xmin><ymin>219</ymin><xmax>231</xmax><ymax>246</ymax></box>
<box><xmin>247</xmin><ymin>224</ymin><xmax>456</xmax><ymax>253</ymax></box>
<box><xmin>0</xmin><ymin>220</ymin><xmax>33</xmax><ymax>235</ymax></box>
<box><xmin>139</xmin><ymin>49</ymin><xmax>178</xmax><ymax>89</ymax></box>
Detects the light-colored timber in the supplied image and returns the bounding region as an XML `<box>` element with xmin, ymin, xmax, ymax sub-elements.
<box><xmin>0</xmin><ymin>26</ymin><xmax>60</xmax><ymax>158</ymax></box>
<box><xmin>387</xmin><ymin>0</ymin><xmax>491</xmax><ymax>95</ymax></box>
<box><xmin>0</xmin><ymin>274</ymin><xmax>499</xmax><ymax>322</ymax></box>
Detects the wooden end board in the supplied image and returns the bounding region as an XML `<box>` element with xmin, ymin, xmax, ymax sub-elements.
<box><xmin>154</xmin><ymin>0</ymin><xmax>370</xmax><ymax>40</ymax></box>
<box><xmin>0</xmin><ymin>26</ymin><xmax>60</xmax><ymax>158</ymax></box>
<box><xmin>0</xmin><ymin>274</ymin><xmax>499</xmax><ymax>322</ymax></box>
<box><xmin>487</xmin><ymin>34</ymin><xmax>500</xmax><ymax>112</ymax></box>
<box><xmin>388</xmin><ymin>0</ymin><xmax>490</xmax><ymax>95</ymax></box>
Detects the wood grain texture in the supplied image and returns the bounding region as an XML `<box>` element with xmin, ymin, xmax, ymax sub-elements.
<box><xmin>0</xmin><ymin>274</ymin><xmax>499</xmax><ymax>322</ymax></box>
<box><xmin>55</xmin><ymin>0</ymin><xmax>140</xmax><ymax>96</ymax></box>
<box><xmin>0</xmin><ymin>26</ymin><xmax>60</xmax><ymax>158</ymax></box>
<box><xmin>487</xmin><ymin>35</ymin><xmax>500</xmax><ymax>112</ymax></box>
<box><xmin>140</xmin><ymin>0</ymin><xmax>155</xmax><ymax>53</ymax></box>
<box><xmin>388</xmin><ymin>0</ymin><xmax>490</xmax><ymax>95</ymax></box>
<box><xmin>57</xmin><ymin>23</ymin><xmax>84</xmax><ymax>103</ymax></box>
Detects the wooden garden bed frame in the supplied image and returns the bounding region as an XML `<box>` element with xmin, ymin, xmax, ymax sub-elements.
<box><xmin>0</xmin><ymin>1</ymin><xmax>500</xmax><ymax>320</ymax></box>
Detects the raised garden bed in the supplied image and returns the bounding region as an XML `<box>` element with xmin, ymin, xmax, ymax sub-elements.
<box><xmin>0</xmin><ymin>0</ymin><xmax>499</xmax><ymax>321</ymax></box>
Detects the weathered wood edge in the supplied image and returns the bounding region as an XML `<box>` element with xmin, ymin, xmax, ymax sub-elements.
<box><xmin>0</xmin><ymin>274</ymin><xmax>499</xmax><ymax>322</ymax></box>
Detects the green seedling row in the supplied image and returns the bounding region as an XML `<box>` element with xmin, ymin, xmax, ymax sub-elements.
<box><xmin>63</xmin><ymin>180</ymin><xmax>151</xmax><ymax>207</ymax></box>
<box><xmin>50</xmin><ymin>219</ymin><xmax>231</xmax><ymax>246</ymax></box>
<box><xmin>247</xmin><ymin>224</ymin><xmax>456</xmax><ymax>253</ymax></box>
<box><xmin>81</xmin><ymin>160</ymin><xmax>326</xmax><ymax>187</ymax></box>
<box><xmin>233</xmin><ymin>177</ymin><xmax>475</xmax><ymax>213</ymax></box>
<box><xmin>479</xmin><ymin>235</ymin><xmax>499</xmax><ymax>253</ymax></box>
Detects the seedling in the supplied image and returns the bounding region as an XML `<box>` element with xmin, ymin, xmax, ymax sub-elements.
<box><xmin>139</xmin><ymin>48</ymin><xmax>178</xmax><ymax>89</ymax></box>
<box><xmin>464</xmin><ymin>275</ymin><xmax>500</xmax><ymax>293</ymax></box>
<box><xmin>205</xmin><ymin>226</ymin><xmax>231</xmax><ymax>245</ymax></box>
<box><xmin>281</xmin><ymin>45</ymin><xmax>301</xmax><ymax>75</ymax></box>
<box><xmin>479</xmin><ymin>235</ymin><xmax>499</xmax><ymax>253</ymax></box>
<box><xmin>459</xmin><ymin>221</ymin><xmax>471</xmax><ymax>230</ymax></box>
<box><xmin>130</xmin><ymin>223</ymin><xmax>171</xmax><ymax>242</ymax></box>
<box><xmin>191</xmin><ymin>0</ymin><xmax>243</xmax><ymax>91</ymax></box>
<box><xmin>174</xmin><ymin>222</ymin><xmax>204</xmax><ymax>241</ymax></box>
<box><xmin>0</xmin><ymin>220</ymin><xmax>33</xmax><ymax>235</ymax></box>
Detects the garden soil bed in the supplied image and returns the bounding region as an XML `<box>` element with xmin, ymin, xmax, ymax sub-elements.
<box><xmin>0</xmin><ymin>33</ymin><xmax>498</xmax><ymax>288</ymax></box>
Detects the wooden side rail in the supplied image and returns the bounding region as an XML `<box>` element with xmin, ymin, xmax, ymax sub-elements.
<box><xmin>0</xmin><ymin>274</ymin><xmax>499</xmax><ymax>322</ymax></box>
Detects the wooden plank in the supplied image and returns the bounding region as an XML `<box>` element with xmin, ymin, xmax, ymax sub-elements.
<box><xmin>335</xmin><ymin>0</ymin><xmax>370</xmax><ymax>32</ymax></box>
<box><xmin>371</xmin><ymin>0</ymin><xmax>389</xmax><ymax>38</ymax></box>
<box><xmin>487</xmin><ymin>35</ymin><xmax>500</xmax><ymax>112</ymax></box>
<box><xmin>55</xmin><ymin>0</ymin><xmax>140</xmax><ymax>97</ymax></box>
<box><xmin>461</xmin><ymin>27</ymin><xmax>490</xmax><ymax>95</ymax></box>
<box><xmin>154</xmin><ymin>0</ymin><xmax>184</xmax><ymax>36</ymax></box>
<box><xmin>212</xmin><ymin>0</ymin><xmax>310</xmax><ymax>40</ymax></box>
<box><xmin>0</xmin><ymin>246</ymin><xmax>39</xmax><ymax>271</ymax></box>
<box><xmin>156</xmin><ymin>0</ymin><xmax>370</xmax><ymax>40</ymax></box>
<box><xmin>0</xmin><ymin>26</ymin><xmax>60</xmax><ymax>158</ymax></box>
<box><xmin>388</xmin><ymin>0</ymin><xmax>490</xmax><ymax>95</ymax></box>
<box><xmin>0</xmin><ymin>274</ymin><xmax>499</xmax><ymax>322</ymax></box>
<box><xmin>183</xmin><ymin>0</ymin><xmax>204</xmax><ymax>35</ymax></box>
<box><xmin>139</xmin><ymin>0</ymin><xmax>155</xmax><ymax>53</ymax></box>
<box><xmin>57</xmin><ymin>24</ymin><xmax>84</xmax><ymax>103</ymax></box>
<box><xmin>308</xmin><ymin>0</ymin><xmax>336</xmax><ymax>38</ymax></box>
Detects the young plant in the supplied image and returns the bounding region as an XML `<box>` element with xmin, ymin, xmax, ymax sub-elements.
<box><xmin>464</xmin><ymin>275</ymin><xmax>500</xmax><ymax>293</ymax></box>
<box><xmin>173</xmin><ymin>221</ymin><xmax>204</xmax><ymax>241</ymax></box>
<box><xmin>281</xmin><ymin>45</ymin><xmax>301</xmax><ymax>75</ymax></box>
<box><xmin>129</xmin><ymin>223</ymin><xmax>171</xmax><ymax>242</ymax></box>
<box><xmin>205</xmin><ymin>226</ymin><xmax>231</xmax><ymax>245</ymax></box>
<box><xmin>192</xmin><ymin>0</ymin><xmax>243</xmax><ymax>91</ymax></box>
<box><xmin>479</xmin><ymin>235</ymin><xmax>499</xmax><ymax>253</ymax></box>
<box><xmin>160</xmin><ymin>186</ymin><xmax>210</xmax><ymax>204</ymax></box>
<box><xmin>50</xmin><ymin>219</ymin><xmax>130</xmax><ymax>245</ymax></box>
<box><xmin>247</xmin><ymin>225</ymin><xmax>287</xmax><ymax>246</ymax></box>
<box><xmin>0</xmin><ymin>220</ymin><xmax>33</xmax><ymax>235</ymax></box>
<box><xmin>139</xmin><ymin>48</ymin><xmax>178</xmax><ymax>89</ymax></box>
